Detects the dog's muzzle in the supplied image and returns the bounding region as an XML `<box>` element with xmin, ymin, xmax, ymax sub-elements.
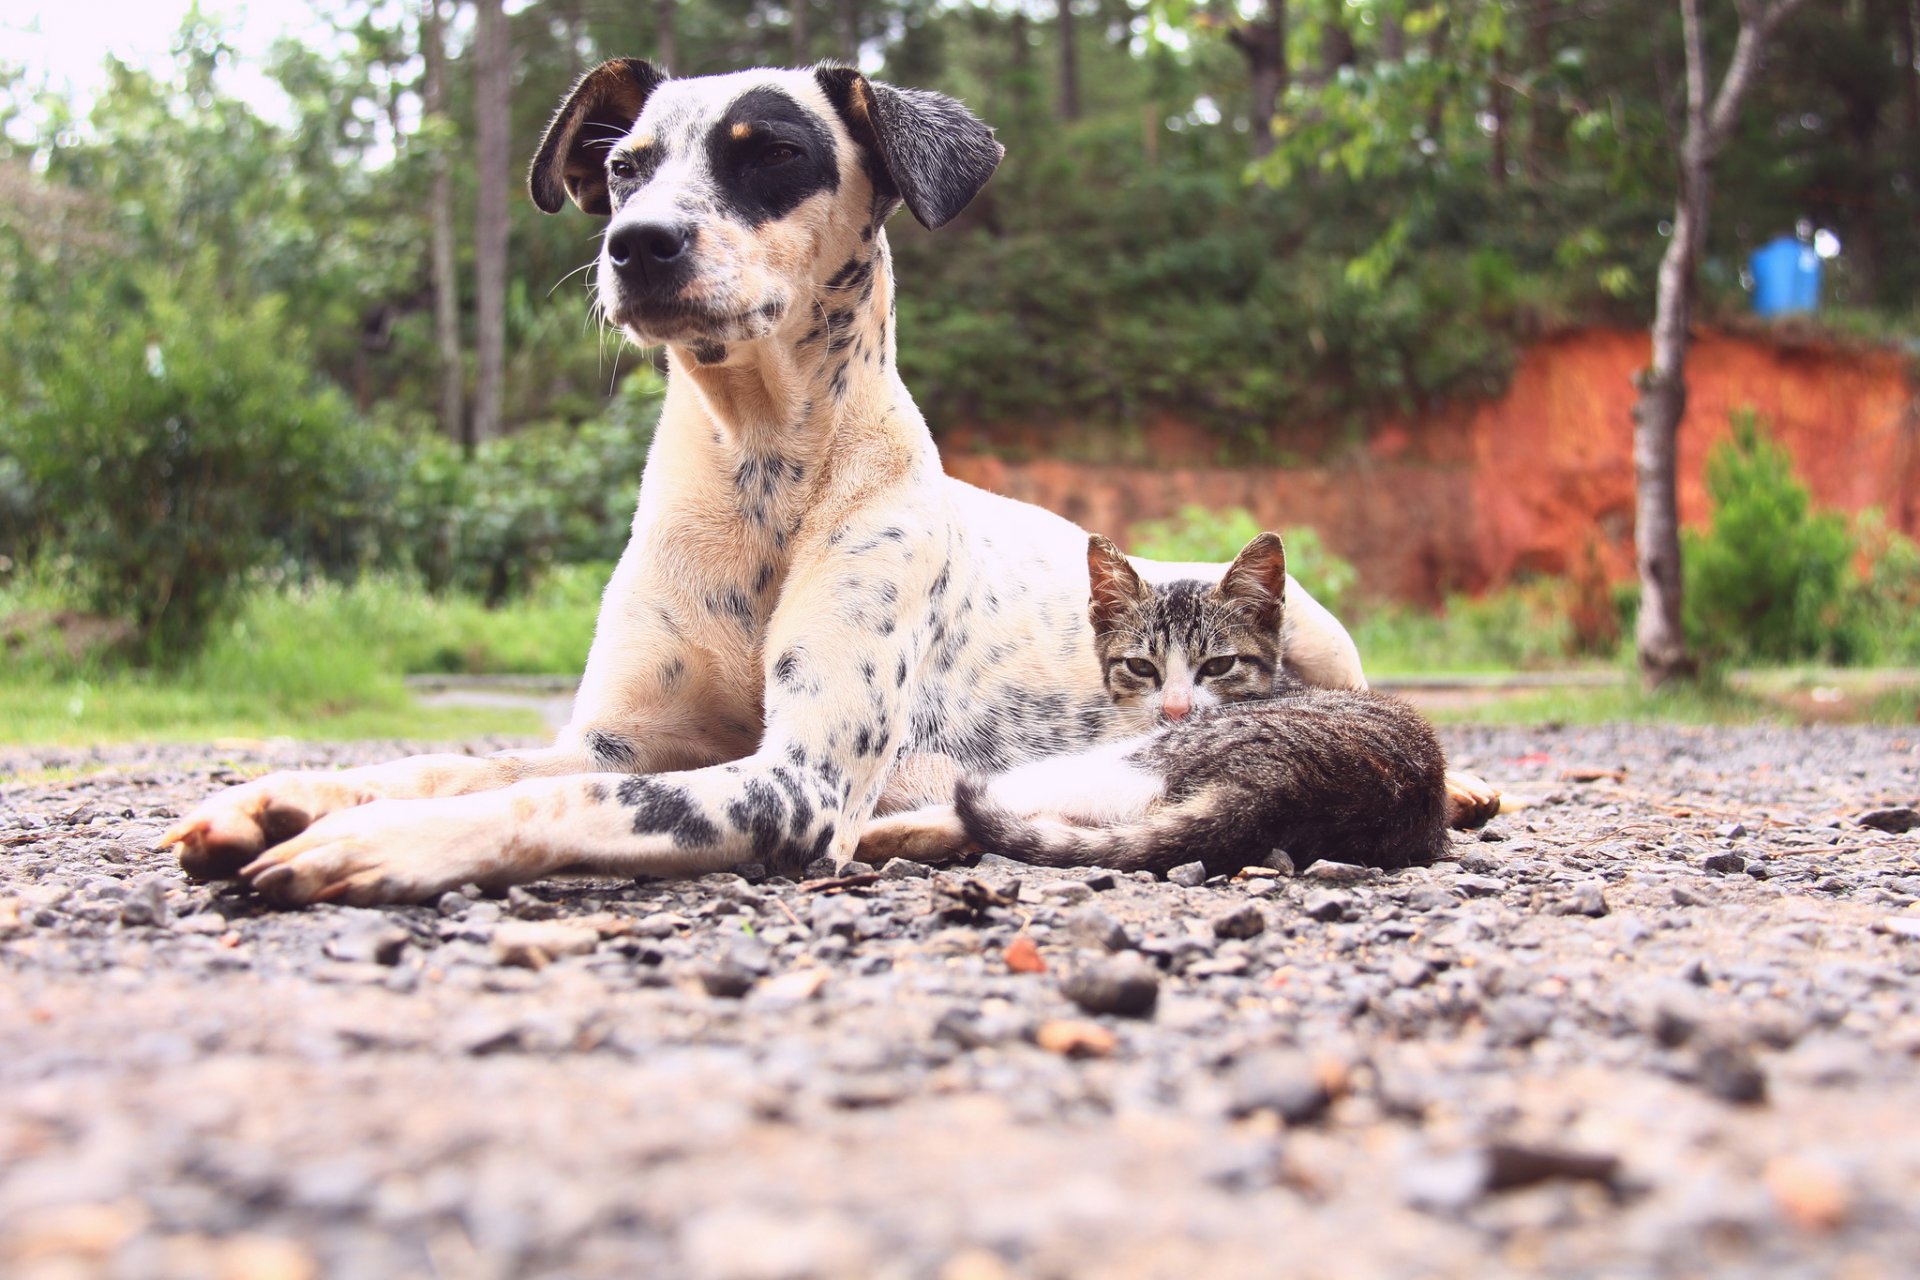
<box><xmin>605</xmin><ymin>220</ymin><xmax>694</xmax><ymax>296</ymax></box>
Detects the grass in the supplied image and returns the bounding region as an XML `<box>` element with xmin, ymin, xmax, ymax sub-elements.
<box><xmin>4</xmin><ymin>563</ymin><xmax>1916</xmax><ymax>748</ymax></box>
<box><xmin>0</xmin><ymin>567</ymin><xmax>604</xmax><ymax>746</ymax></box>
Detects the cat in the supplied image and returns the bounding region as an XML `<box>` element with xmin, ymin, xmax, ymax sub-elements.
<box><xmin>855</xmin><ymin>531</ymin><xmax>1452</xmax><ymax>876</ymax></box>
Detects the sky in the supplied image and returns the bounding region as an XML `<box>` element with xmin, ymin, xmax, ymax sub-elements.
<box><xmin>3</xmin><ymin>0</ymin><xmax>355</xmax><ymax>125</ymax></box>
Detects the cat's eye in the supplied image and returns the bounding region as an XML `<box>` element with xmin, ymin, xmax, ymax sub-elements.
<box><xmin>1198</xmin><ymin>656</ymin><xmax>1238</xmax><ymax>678</ymax></box>
<box><xmin>755</xmin><ymin>142</ymin><xmax>802</xmax><ymax>167</ymax></box>
<box><xmin>1124</xmin><ymin>658</ymin><xmax>1159</xmax><ymax>679</ymax></box>
<box><xmin>609</xmin><ymin>156</ymin><xmax>637</xmax><ymax>179</ymax></box>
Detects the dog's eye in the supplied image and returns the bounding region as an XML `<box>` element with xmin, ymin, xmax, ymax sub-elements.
<box><xmin>1198</xmin><ymin>656</ymin><xmax>1237</xmax><ymax>678</ymax></box>
<box><xmin>609</xmin><ymin>157</ymin><xmax>637</xmax><ymax>180</ymax></box>
<box><xmin>1124</xmin><ymin>658</ymin><xmax>1158</xmax><ymax>680</ymax></box>
<box><xmin>755</xmin><ymin>143</ymin><xmax>802</xmax><ymax>168</ymax></box>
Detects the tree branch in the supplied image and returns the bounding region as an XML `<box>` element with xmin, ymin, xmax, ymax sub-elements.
<box><xmin>1703</xmin><ymin>0</ymin><xmax>1815</xmax><ymax>155</ymax></box>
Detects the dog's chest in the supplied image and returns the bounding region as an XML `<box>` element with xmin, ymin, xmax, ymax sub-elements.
<box><xmin>897</xmin><ymin>540</ymin><xmax>1125</xmax><ymax>773</ymax></box>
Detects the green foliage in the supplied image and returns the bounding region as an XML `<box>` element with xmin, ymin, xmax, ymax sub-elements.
<box><xmin>1126</xmin><ymin>505</ymin><xmax>1357</xmax><ymax>617</ymax></box>
<box><xmin>1351</xmin><ymin>581</ymin><xmax>1586</xmax><ymax>676</ymax></box>
<box><xmin>1683</xmin><ymin>413</ymin><xmax>1861</xmax><ymax>665</ymax></box>
<box><xmin>0</xmin><ymin>265</ymin><xmax>364</xmax><ymax>658</ymax></box>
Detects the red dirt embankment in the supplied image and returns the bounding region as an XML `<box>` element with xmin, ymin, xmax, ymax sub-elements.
<box><xmin>943</xmin><ymin>328</ymin><xmax>1919</xmax><ymax>605</ymax></box>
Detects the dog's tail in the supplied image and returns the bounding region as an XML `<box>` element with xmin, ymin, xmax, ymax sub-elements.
<box><xmin>953</xmin><ymin>775</ymin><xmax>1235</xmax><ymax>875</ymax></box>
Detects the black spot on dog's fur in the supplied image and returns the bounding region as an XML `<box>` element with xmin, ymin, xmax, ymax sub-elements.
<box><xmin>706</xmin><ymin>87</ymin><xmax>841</xmax><ymax>228</ymax></box>
<box><xmin>617</xmin><ymin>777</ymin><xmax>719</xmax><ymax>847</ymax></box>
<box><xmin>585</xmin><ymin>729</ymin><xmax>637</xmax><ymax>771</ymax></box>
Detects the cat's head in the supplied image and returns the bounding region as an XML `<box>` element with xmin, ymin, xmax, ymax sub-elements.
<box><xmin>1087</xmin><ymin>532</ymin><xmax>1287</xmax><ymax>724</ymax></box>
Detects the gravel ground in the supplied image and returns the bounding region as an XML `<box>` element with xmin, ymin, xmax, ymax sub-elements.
<box><xmin>3</xmin><ymin>724</ymin><xmax>1918</xmax><ymax>1280</ymax></box>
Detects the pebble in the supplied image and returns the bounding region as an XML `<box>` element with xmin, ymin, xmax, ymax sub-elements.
<box><xmin>1303</xmin><ymin>860</ymin><xmax>1371</xmax><ymax>885</ymax></box>
<box><xmin>1703</xmin><ymin>851</ymin><xmax>1746</xmax><ymax>875</ymax></box>
<box><xmin>1856</xmin><ymin>806</ymin><xmax>1918</xmax><ymax>834</ymax></box>
<box><xmin>881</xmin><ymin>857</ymin><xmax>931</xmax><ymax>880</ymax></box>
<box><xmin>1695</xmin><ymin>1040</ymin><xmax>1768</xmax><ymax>1105</ymax></box>
<box><xmin>1454</xmin><ymin>874</ymin><xmax>1505</xmax><ymax>897</ymax></box>
<box><xmin>1227</xmin><ymin>1051</ymin><xmax>1335</xmax><ymax>1125</ymax></box>
<box><xmin>1059</xmin><ymin>955</ymin><xmax>1160</xmax><ymax>1018</ymax></box>
<box><xmin>1066</xmin><ymin>906</ymin><xmax>1130</xmax><ymax>953</ymax></box>
<box><xmin>1167</xmin><ymin>862</ymin><xmax>1208</xmax><ymax>888</ymax></box>
<box><xmin>118</xmin><ymin>877</ymin><xmax>170</xmax><ymax>927</ymax></box>
<box><xmin>1080</xmin><ymin>869</ymin><xmax>1118</xmax><ymax>891</ymax></box>
<box><xmin>323</xmin><ymin>922</ymin><xmax>408</xmax><ymax>967</ymax></box>
<box><xmin>1671</xmin><ymin>883</ymin><xmax>1713</xmax><ymax>907</ymax></box>
<box><xmin>490</xmin><ymin>920</ymin><xmax>600</xmax><ymax>968</ymax></box>
<box><xmin>1211</xmin><ymin>903</ymin><xmax>1266</xmax><ymax>940</ymax></box>
<box><xmin>1040</xmin><ymin>881</ymin><xmax>1093</xmax><ymax>904</ymax></box>
<box><xmin>1715</xmin><ymin>822</ymin><xmax>1748</xmax><ymax>840</ymax></box>
<box><xmin>1303</xmin><ymin>891</ymin><xmax>1350</xmax><ymax>923</ymax></box>
<box><xmin>1034</xmin><ymin>1018</ymin><xmax>1117</xmax><ymax>1059</ymax></box>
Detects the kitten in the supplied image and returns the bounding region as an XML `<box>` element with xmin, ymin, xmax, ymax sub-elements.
<box><xmin>950</xmin><ymin>533</ymin><xmax>1451</xmax><ymax>876</ymax></box>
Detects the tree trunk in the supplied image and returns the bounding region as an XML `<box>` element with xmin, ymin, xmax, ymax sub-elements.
<box><xmin>422</xmin><ymin>0</ymin><xmax>464</xmax><ymax>443</ymax></box>
<box><xmin>1317</xmin><ymin>0</ymin><xmax>1356</xmax><ymax>80</ymax></box>
<box><xmin>838</xmin><ymin>0</ymin><xmax>858</xmax><ymax>58</ymax></box>
<box><xmin>1633</xmin><ymin>162</ymin><xmax>1705</xmax><ymax>686</ymax></box>
<box><xmin>1489</xmin><ymin>45</ymin><xmax>1509</xmax><ymax>186</ymax></box>
<box><xmin>471</xmin><ymin>0</ymin><xmax>510</xmax><ymax>448</ymax></box>
<box><xmin>1902</xmin><ymin>1</ymin><xmax>1919</xmax><ymax>172</ymax></box>
<box><xmin>1230</xmin><ymin>2</ymin><xmax>1287</xmax><ymax>160</ymax></box>
<box><xmin>1057</xmin><ymin>0</ymin><xmax>1079</xmax><ymax>121</ymax></box>
<box><xmin>657</xmin><ymin>0</ymin><xmax>677</xmax><ymax>71</ymax></box>
<box><xmin>1379</xmin><ymin>11</ymin><xmax>1405</xmax><ymax>62</ymax></box>
<box><xmin>791</xmin><ymin>0</ymin><xmax>809</xmax><ymax>63</ymax></box>
<box><xmin>1524</xmin><ymin>1</ymin><xmax>1552</xmax><ymax>181</ymax></box>
<box><xmin>1630</xmin><ymin>0</ymin><xmax>1810</xmax><ymax>686</ymax></box>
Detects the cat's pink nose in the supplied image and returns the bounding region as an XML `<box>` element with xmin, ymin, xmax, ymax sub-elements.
<box><xmin>1163</xmin><ymin>692</ymin><xmax>1191</xmax><ymax>721</ymax></box>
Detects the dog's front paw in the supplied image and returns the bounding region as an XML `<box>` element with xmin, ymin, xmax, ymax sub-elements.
<box><xmin>161</xmin><ymin>772</ymin><xmax>377</xmax><ymax>882</ymax></box>
<box><xmin>1444</xmin><ymin>769</ymin><xmax>1502</xmax><ymax>829</ymax></box>
<box><xmin>237</xmin><ymin>797</ymin><xmax>515</xmax><ymax>907</ymax></box>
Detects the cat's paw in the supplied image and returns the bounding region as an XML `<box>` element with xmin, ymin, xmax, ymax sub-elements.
<box><xmin>1444</xmin><ymin>769</ymin><xmax>1501</xmax><ymax>829</ymax></box>
<box><xmin>854</xmin><ymin>806</ymin><xmax>972</xmax><ymax>865</ymax></box>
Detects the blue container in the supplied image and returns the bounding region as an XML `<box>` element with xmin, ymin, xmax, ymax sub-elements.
<box><xmin>1750</xmin><ymin>236</ymin><xmax>1821</xmax><ymax>316</ymax></box>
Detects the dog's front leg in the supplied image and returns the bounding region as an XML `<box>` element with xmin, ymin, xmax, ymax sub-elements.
<box><xmin>235</xmin><ymin>530</ymin><xmax>927</xmax><ymax>904</ymax></box>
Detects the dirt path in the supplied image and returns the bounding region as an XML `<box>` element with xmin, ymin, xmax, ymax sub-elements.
<box><xmin>3</xmin><ymin>725</ymin><xmax>1918</xmax><ymax>1279</ymax></box>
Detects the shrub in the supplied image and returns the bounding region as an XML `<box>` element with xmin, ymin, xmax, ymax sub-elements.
<box><xmin>1126</xmin><ymin>505</ymin><xmax>1358</xmax><ymax>617</ymax></box>
<box><xmin>1</xmin><ymin>266</ymin><xmax>363</xmax><ymax>659</ymax></box>
<box><xmin>1682</xmin><ymin>412</ymin><xmax>1861</xmax><ymax>665</ymax></box>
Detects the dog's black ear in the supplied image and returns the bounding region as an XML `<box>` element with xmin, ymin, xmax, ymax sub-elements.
<box><xmin>814</xmin><ymin>66</ymin><xmax>1003</xmax><ymax>230</ymax></box>
<box><xmin>1216</xmin><ymin>532</ymin><xmax>1288</xmax><ymax>633</ymax></box>
<box><xmin>529</xmin><ymin>58</ymin><xmax>667</xmax><ymax>216</ymax></box>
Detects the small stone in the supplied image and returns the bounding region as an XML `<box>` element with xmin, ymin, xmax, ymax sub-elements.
<box><xmin>1243</xmin><ymin>877</ymin><xmax>1277</xmax><ymax>896</ymax></box>
<box><xmin>1763</xmin><ymin>1155</ymin><xmax>1850</xmax><ymax>1230</ymax></box>
<box><xmin>1211</xmin><ymin>903</ymin><xmax>1266</xmax><ymax>940</ymax></box>
<box><xmin>698</xmin><ymin>964</ymin><xmax>757</xmax><ymax>999</ymax></box>
<box><xmin>1454</xmin><ymin>874</ymin><xmax>1504</xmax><ymax>898</ymax></box>
<box><xmin>1080</xmin><ymin>869</ymin><xmax>1118</xmax><ymax>892</ymax></box>
<box><xmin>1167</xmin><ymin>861</ymin><xmax>1208</xmax><ymax>888</ymax></box>
<box><xmin>1406</xmin><ymin>886</ymin><xmax>1460</xmax><ymax>912</ymax></box>
<box><xmin>1704</xmin><ymin>851</ymin><xmax>1747</xmax><ymax>875</ymax></box>
<box><xmin>881</xmin><ymin>857</ymin><xmax>931</xmax><ymax>880</ymax></box>
<box><xmin>1060</xmin><ymin>954</ymin><xmax>1159</xmax><ymax>1018</ymax></box>
<box><xmin>1563</xmin><ymin>882</ymin><xmax>1610</xmax><ymax>918</ymax></box>
<box><xmin>1003</xmin><ymin>935</ymin><xmax>1046</xmax><ymax>974</ymax></box>
<box><xmin>1714</xmin><ymin>822</ymin><xmax>1748</xmax><ymax>839</ymax></box>
<box><xmin>1478</xmin><ymin>823</ymin><xmax>1510</xmax><ymax>843</ymax></box>
<box><xmin>118</xmin><ymin>877</ymin><xmax>170</xmax><ymax>927</ymax></box>
<box><xmin>802</xmin><ymin>854</ymin><xmax>842</xmax><ymax>880</ymax></box>
<box><xmin>1257</xmin><ymin>848</ymin><xmax>1296</xmax><ymax>877</ymax></box>
<box><xmin>436</xmin><ymin>891</ymin><xmax>472</xmax><ymax>916</ymax></box>
<box><xmin>1304</xmin><ymin>860</ymin><xmax>1371</xmax><ymax>885</ymax></box>
<box><xmin>1875</xmin><ymin>917</ymin><xmax>1920</xmax><ymax>941</ymax></box>
<box><xmin>1228</xmin><ymin>1051</ymin><xmax>1337</xmax><ymax>1125</ymax></box>
<box><xmin>324</xmin><ymin>922</ymin><xmax>408</xmax><ymax>966</ymax></box>
<box><xmin>1857</xmin><ymin>807</ymin><xmax>1918</xmax><ymax>834</ymax></box>
<box><xmin>506</xmin><ymin>886</ymin><xmax>552</xmax><ymax>917</ymax></box>
<box><xmin>1671</xmin><ymin>883</ymin><xmax>1712</xmax><ymax>907</ymax></box>
<box><xmin>1303</xmin><ymin>891</ymin><xmax>1350</xmax><ymax>923</ymax></box>
<box><xmin>1066</xmin><ymin>906</ymin><xmax>1130</xmax><ymax>952</ymax></box>
<box><xmin>1041</xmin><ymin>880</ymin><xmax>1093</xmax><ymax>904</ymax></box>
<box><xmin>755</xmin><ymin>968</ymin><xmax>829</xmax><ymax>1002</ymax></box>
<box><xmin>1389</xmin><ymin>955</ymin><xmax>1434</xmax><ymax>987</ymax></box>
<box><xmin>490</xmin><ymin>920</ymin><xmax>599</xmax><ymax>968</ymax></box>
<box><xmin>1458</xmin><ymin>850</ymin><xmax>1502</xmax><ymax>874</ymax></box>
<box><xmin>972</xmin><ymin>853</ymin><xmax>1030</xmax><ymax>874</ymax></box>
<box><xmin>1696</xmin><ymin>1040</ymin><xmax>1768</xmax><ymax>1105</ymax></box>
<box><xmin>1034</xmin><ymin>1018</ymin><xmax>1117</xmax><ymax>1059</ymax></box>
<box><xmin>175</xmin><ymin>912</ymin><xmax>228</xmax><ymax>935</ymax></box>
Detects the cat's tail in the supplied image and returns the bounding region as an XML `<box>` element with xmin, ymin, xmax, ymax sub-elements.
<box><xmin>953</xmin><ymin>775</ymin><xmax>1228</xmax><ymax>875</ymax></box>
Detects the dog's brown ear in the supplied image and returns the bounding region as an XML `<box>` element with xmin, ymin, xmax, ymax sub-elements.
<box><xmin>1216</xmin><ymin>532</ymin><xmax>1287</xmax><ymax>632</ymax></box>
<box><xmin>529</xmin><ymin>59</ymin><xmax>667</xmax><ymax>216</ymax></box>
<box><xmin>1088</xmin><ymin>535</ymin><xmax>1151</xmax><ymax>635</ymax></box>
<box><xmin>814</xmin><ymin>66</ymin><xmax>1003</xmax><ymax>230</ymax></box>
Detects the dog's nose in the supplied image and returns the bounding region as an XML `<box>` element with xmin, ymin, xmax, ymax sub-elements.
<box><xmin>606</xmin><ymin>222</ymin><xmax>691</xmax><ymax>277</ymax></box>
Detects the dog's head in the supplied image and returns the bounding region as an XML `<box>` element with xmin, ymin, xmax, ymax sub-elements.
<box><xmin>529</xmin><ymin>62</ymin><xmax>1002</xmax><ymax>349</ymax></box>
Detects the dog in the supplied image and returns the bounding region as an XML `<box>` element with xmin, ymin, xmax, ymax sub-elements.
<box><xmin>161</xmin><ymin>61</ymin><xmax>1496</xmax><ymax>905</ymax></box>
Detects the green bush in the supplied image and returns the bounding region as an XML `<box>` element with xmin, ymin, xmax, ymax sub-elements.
<box><xmin>1</xmin><ymin>266</ymin><xmax>364</xmax><ymax>658</ymax></box>
<box><xmin>1683</xmin><ymin>412</ymin><xmax>1861</xmax><ymax>665</ymax></box>
<box><xmin>1125</xmin><ymin>505</ymin><xmax>1358</xmax><ymax>618</ymax></box>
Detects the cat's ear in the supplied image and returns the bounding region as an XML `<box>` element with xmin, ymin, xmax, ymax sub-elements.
<box><xmin>1088</xmin><ymin>535</ymin><xmax>1150</xmax><ymax>633</ymax></box>
<box><xmin>1217</xmin><ymin>532</ymin><xmax>1287</xmax><ymax>632</ymax></box>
